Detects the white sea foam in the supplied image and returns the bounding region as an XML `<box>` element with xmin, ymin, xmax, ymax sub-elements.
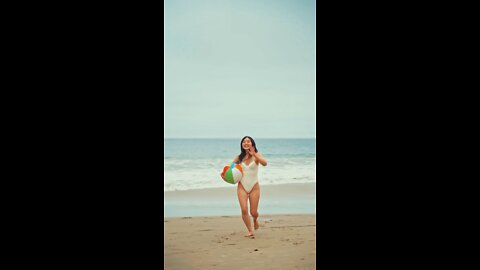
<box><xmin>164</xmin><ymin>157</ymin><xmax>316</xmax><ymax>191</ymax></box>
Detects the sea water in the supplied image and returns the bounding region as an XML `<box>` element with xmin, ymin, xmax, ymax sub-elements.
<box><xmin>164</xmin><ymin>138</ymin><xmax>316</xmax><ymax>191</ymax></box>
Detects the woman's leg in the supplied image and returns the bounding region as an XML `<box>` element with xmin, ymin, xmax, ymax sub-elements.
<box><xmin>237</xmin><ymin>182</ymin><xmax>254</xmax><ymax>237</ymax></box>
<box><xmin>249</xmin><ymin>183</ymin><xmax>260</xmax><ymax>230</ymax></box>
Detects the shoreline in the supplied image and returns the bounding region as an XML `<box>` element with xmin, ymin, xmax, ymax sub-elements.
<box><xmin>165</xmin><ymin>182</ymin><xmax>316</xmax><ymax>218</ymax></box>
<box><xmin>164</xmin><ymin>181</ymin><xmax>316</xmax><ymax>193</ymax></box>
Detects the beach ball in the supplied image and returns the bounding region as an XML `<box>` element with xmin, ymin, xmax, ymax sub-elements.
<box><xmin>222</xmin><ymin>162</ymin><xmax>243</xmax><ymax>184</ymax></box>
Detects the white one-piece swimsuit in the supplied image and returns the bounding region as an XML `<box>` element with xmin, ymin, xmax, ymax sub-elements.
<box><xmin>240</xmin><ymin>160</ymin><xmax>259</xmax><ymax>193</ymax></box>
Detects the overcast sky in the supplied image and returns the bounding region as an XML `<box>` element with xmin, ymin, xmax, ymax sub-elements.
<box><xmin>164</xmin><ymin>0</ymin><xmax>316</xmax><ymax>138</ymax></box>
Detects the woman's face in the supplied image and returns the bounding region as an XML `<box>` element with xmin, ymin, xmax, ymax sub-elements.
<box><xmin>242</xmin><ymin>138</ymin><xmax>252</xmax><ymax>150</ymax></box>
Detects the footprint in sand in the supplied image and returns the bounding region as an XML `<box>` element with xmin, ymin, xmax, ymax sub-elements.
<box><xmin>217</xmin><ymin>234</ymin><xmax>230</xmax><ymax>240</ymax></box>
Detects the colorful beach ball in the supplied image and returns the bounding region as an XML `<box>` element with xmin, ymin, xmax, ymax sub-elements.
<box><xmin>222</xmin><ymin>162</ymin><xmax>243</xmax><ymax>184</ymax></box>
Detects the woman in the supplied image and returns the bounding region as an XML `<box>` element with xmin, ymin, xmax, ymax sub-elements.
<box><xmin>221</xmin><ymin>136</ymin><xmax>267</xmax><ymax>238</ymax></box>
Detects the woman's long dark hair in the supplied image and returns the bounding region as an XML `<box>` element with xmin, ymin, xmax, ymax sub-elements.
<box><xmin>237</xmin><ymin>136</ymin><xmax>258</xmax><ymax>164</ymax></box>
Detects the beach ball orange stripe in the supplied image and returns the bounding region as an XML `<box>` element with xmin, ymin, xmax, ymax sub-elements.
<box><xmin>234</xmin><ymin>164</ymin><xmax>243</xmax><ymax>174</ymax></box>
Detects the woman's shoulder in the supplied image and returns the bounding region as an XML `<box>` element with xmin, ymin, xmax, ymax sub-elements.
<box><xmin>233</xmin><ymin>155</ymin><xmax>240</xmax><ymax>163</ymax></box>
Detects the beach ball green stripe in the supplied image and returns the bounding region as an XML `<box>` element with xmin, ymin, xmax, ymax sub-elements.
<box><xmin>225</xmin><ymin>169</ymin><xmax>234</xmax><ymax>184</ymax></box>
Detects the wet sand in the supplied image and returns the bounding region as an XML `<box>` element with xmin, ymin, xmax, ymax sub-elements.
<box><xmin>165</xmin><ymin>183</ymin><xmax>316</xmax><ymax>217</ymax></box>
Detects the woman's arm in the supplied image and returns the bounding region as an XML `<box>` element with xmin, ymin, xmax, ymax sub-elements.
<box><xmin>252</xmin><ymin>152</ymin><xmax>267</xmax><ymax>166</ymax></box>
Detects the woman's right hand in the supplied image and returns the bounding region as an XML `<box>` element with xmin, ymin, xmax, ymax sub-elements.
<box><xmin>220</xmin><ymin>172</ymin><xmax>226</xmax><ymax>181</ymax></box>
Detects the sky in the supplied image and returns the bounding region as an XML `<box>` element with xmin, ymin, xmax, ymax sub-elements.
<box><xmin>164</xmin><ymin>0</ymin><xmax>316</xmax><ymax>139</ymax></box>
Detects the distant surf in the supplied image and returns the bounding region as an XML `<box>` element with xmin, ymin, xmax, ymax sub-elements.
<box><xmin>164</xmin><ymin>138</ymin><xmax>316</xmax><ymax>191</ymax></box>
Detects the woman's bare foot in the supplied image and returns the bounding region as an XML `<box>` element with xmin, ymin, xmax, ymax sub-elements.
<box><xmin>254</xmin><ymin>219</ymin><xmax>259</xmax><ymax>230</ymax></box>
<box><xmin>244</xmin><ymin>231</ymin><xmax>255</xmax><ymax>238</ymax></box>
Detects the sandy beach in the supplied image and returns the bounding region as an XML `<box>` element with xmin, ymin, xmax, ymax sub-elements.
<box><xmin>164</xmin><ymin>214</ymin><xmax>316</xmax><ymax>270</ymax></box>
<box><xmin>164</xmin><ymin>183</ymin><xmax>316</xmax><ymax>269</ymax></box>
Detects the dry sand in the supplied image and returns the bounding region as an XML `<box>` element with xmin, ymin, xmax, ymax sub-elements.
<box><xmin>164</xmin><ymin>214</ymin><xmax>316</xmax><ymax>270</ymax></box>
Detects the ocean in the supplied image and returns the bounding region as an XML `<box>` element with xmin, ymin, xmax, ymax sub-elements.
<box><xmin>164</xmin><ymin>138</ymin><xmax>316</xmax><ymax>191</ymax></box>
